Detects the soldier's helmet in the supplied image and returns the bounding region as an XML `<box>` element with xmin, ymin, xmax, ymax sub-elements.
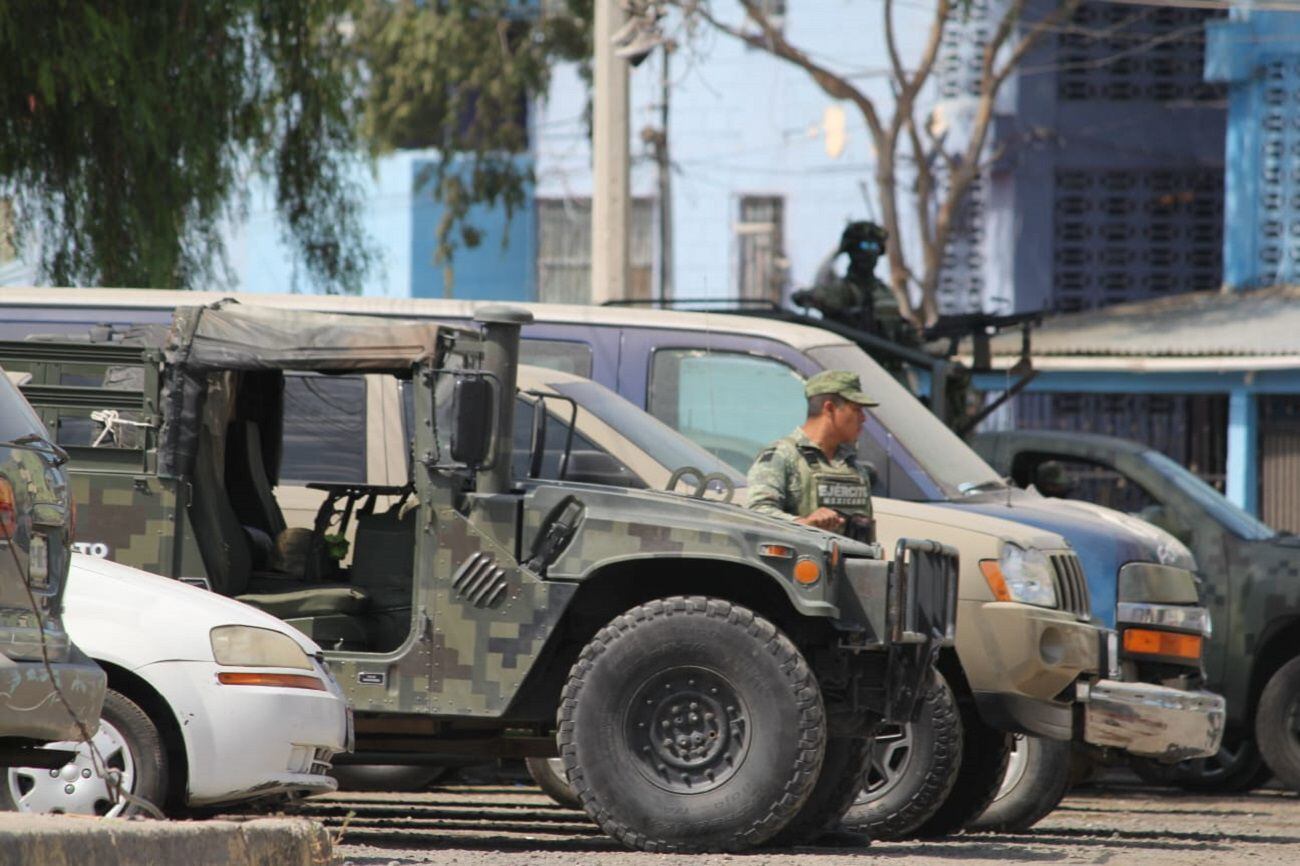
<box><xmin>838</xmin><ymin>221</ymin><xmax>889</xmax><ymax>258</ymax></box>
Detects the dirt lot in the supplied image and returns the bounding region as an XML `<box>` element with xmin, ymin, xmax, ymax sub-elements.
<box><xmin>296</xmin><ymin>780</ymin><xmax>1300</xmax><ymax>865</ymax></box>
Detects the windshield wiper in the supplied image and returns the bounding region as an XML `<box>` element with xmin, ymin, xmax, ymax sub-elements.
<box><xmin>958</xmin><ymin>478</ymin><xmax>1008</xmax><ymax>496</ymax></box>
<box><xmin>1</xmin><ymin>433</ymin><xmax>69</xmax><ymax>466</ymax></box>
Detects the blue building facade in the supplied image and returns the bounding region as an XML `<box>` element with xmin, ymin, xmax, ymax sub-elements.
<box><xmin>225</xmin><ymin>150</ymin><xmax>536</xmax><ymax>300</ymax></box>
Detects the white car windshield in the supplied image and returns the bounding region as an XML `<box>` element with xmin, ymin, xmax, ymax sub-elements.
<box><xmin>805</xmin><ymin>344</ymin><xmax>1004</xmax><ymax>500</ymax></box>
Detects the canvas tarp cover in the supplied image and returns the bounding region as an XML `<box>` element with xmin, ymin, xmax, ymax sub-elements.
<box><xmin>159</xmin><ymin>304</ymin><xmax>475</xmax><ymax>477</ymax></box>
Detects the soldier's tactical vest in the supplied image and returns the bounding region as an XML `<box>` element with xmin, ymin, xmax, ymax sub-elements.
<box><xmin>792</xmin><ymin>444</ymin><xmax>872</xmax><ymax>520</ymax></box>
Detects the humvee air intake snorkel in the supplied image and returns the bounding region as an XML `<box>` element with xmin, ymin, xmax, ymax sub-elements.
<box><xmin>473</xmin><ymin>306</ymin><xmax>534</xmax><ymax>496</ymax></box>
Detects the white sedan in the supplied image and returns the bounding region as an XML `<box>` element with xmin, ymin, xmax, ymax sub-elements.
<box><xmin>1</xmin><ymin>554</ymin><xmax>351</xmax><ymax>816</ymax></box>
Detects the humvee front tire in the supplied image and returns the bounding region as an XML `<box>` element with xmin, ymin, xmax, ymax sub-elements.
<box><xmin>766</xmin><ymin>735</ymin><xmax>874</xmax><ymax>847</ymax></box>
<box><xmin>558</xmin><ymin>596</ymin><xmax>825</xmax><ymax>852</ymax></box>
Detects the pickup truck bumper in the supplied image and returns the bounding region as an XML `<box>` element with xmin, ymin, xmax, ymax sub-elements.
<box><xmin>1080</xmin><ymin>679</ymin><xmax>1225</xmax><ymax>761</ymax></box>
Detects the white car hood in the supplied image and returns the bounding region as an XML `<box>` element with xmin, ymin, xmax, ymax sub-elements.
<box><xmin>65</xmin><ymin>554</ymin><xmax>322</xmax><ymax>669</ymax></box>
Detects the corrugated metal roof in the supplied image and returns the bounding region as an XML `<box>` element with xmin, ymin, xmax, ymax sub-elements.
<box><xmin>985</xmin><ymin>285</ymin><xmax>1300</xmax><ymax>358</ymax></box>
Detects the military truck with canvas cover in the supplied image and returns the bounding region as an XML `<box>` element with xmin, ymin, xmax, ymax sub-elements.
<box><xmin>0</xmin><ymin>303</ymin><xmax>958</xmax><ymax>852</ymax></box>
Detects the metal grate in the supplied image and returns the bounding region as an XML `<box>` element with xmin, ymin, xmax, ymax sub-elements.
<box><xmin>1255</xmin><ymin>58</ymin><xmax>1300</xmax><ymax>285</ymax></box>
<box><xmin>1056</xmin><ymin>2</ymin><xmax>1225</xmax><ymax>104</ymax></box>
<box><xmin>1261</xmin><ymin>396</ymin><xmax>1300</xmax><ymax>535</ymax></box>
<box><xmin>1050</xmin><ymin>553</ymin><xmax>1091</xmax><ymax>619</ymax></box>
<box><xmin>451</xmin><ymin>551</ymin><xmax>511</xmax><ymax>609</ymax></box>
<box><xmin>535</xmin><ymin>198</ymin><xmax>654</xmax><ymax>304</ymax></box>
<box><xmin>1015</xmin><ymin>393</ymin><xmax>1229</xmax><ymax>497</ymax></box>
<box><xmin>1052</xmin><ymin>168</ymin><xmax>1223</xmax><ymax>313</ymax></box>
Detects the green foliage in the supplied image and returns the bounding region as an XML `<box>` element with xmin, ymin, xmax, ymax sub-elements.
<box><xmin>356</xmin><ymin>0</ymin><xmax>590</xmax><ymax>286</ymax></box>
<box><xmin>0</xmin><ymin>1</ymin><xmax>373</xmax><ymax>292</ymax></box>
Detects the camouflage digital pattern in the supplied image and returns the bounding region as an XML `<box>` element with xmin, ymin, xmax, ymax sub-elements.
<box><xmin>747</xmin><ymin>428</ymin><xmax>873</xmax><ymax>523</ymax></box>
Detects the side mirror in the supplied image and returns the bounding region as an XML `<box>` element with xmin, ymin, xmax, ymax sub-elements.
<box><xmin>450</xmin><ymin>376</ymin><xmax>494</xmax><ymax>467</ymax></box>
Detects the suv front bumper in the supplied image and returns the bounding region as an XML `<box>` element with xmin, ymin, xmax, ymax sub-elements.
<box><xmin>1080</xmin><ymin>679</ymin><xmax>1225</xmax><ymax>760</ymax></box>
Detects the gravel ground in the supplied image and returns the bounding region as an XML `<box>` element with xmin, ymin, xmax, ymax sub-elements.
<box><xmin>287</xmin><ymin>780</ymin><xmax>1300</xmax><ymax>865</ymax></box>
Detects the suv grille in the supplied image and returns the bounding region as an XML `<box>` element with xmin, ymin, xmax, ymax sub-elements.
<box><xmin>1050</xmin><ymin>553</ymin><xmax>1091</xmax><ymax>619</ymax></box>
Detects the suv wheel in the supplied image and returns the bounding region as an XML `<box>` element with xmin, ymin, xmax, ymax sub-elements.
<box><xmin>558</xmin><ymin>596</ymin><xmax>825</xmax><ymax>852</ymax></box>
<box><xmin>1</xmin><ymin>689</ymin><xmax>167</xmax><ymax>817</ymax></box>
<box><xmin>766</xmin><ymin>735</ymin><xmax>874</xmax><ymax>846</ymax></box>
<box><xmin>839</xmin><ymin>670</ymin><xmax>962</xmax><ymax>840</ymax></box>
<box><xmin>525</xmin><ymin>757</ymin><xmax>581</xmax><ymax>809</ymax></box>
<box><xmin>1131</xmin><ymin>731</ymin><xmax>1271</xmax><ymax>793</ymax></box>
<box><xmin>967</xmin><ymin>734</ymin><xmax>1071</xmax><ymax>832</ymax></box>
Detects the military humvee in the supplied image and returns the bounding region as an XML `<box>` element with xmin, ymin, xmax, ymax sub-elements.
<box><xmin>1</xmin><ymin>303</ymin><xmax>957</xmax><ymax>852</ymax></box>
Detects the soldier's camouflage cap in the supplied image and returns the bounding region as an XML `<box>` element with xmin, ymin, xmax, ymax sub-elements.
<box><xmin>804</xmin><ymin>370</ymin><xmax>878</xmax><ymax>406</ymax></box>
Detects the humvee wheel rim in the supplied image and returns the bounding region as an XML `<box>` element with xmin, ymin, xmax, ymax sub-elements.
<box><xmin>6</xmin><ymin>718</ymin><xmax>136</xmax><ymax>817</ymax></box>
<box><xmin>624</xmin><ymin>666</ymin><xmax>749</xmax><ymax>793</ymax></box>
<box><xmin>856</xmin><ymin>723</ymin><xmax>913</xmax><ymax>802</ymax></box>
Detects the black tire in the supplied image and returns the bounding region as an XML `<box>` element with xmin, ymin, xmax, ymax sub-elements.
<box><xmin>1257</xmin><ymin>656</ymin><xmax>1300</xmax><ymax>792</ymax></box>
<box><xmin>839</xmin><ymin>670</ymin><xmax>962</xmax><ymax>840</ymax></box>
<box><xmin>330</xmin><ymin>764</ymin><xmax>448</xmax><ymax>792</ymax></box>
<box><xmin>558</xmin><ymin>596</ymin><xmax>826</xmax><ymax>853</ymax></box>
<box><xmin>967</xmin><ymin>735</ymin><xmax>1072</xmax><ymax>833</ymax></box>
<box><xmin>1131</xmin><ymin>732</ymin><xmax>1271</xmax><ymax>793</ymax></box>
<box><xmin>525</xmin><ymin>757</ymin><xmax>582</xmax><ymax>809</ymax></box>
<box><xmin>0</xmin><ymin>689</ymin><xmax>168</xmax><ymax>817</ymax></box>
<box><xmin>766</xmin><ymin>736</ymin><xmax>874</xmax><ymax>847</ymax></box>
<box><xmin>911</xmin><ymin>699</ymin><xmax>1011</xmax><ymax>838</ymax></box>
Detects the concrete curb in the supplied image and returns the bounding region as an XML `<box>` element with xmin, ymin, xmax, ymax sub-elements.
<box><xmin>0</xmin><ymin>813</ymin><xmax>332</xmax><ymax>866</ymax></box>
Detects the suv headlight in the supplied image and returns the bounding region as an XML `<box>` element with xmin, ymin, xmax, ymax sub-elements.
<box><xmin>980</xmin><ymin>544</ymin><xmax>1058</xmax><ymax>608</ymax></box>
<box><xmin>210</xmin><ymin>625</ymin><xmax>312</xmax><ymax>669</ymax></box>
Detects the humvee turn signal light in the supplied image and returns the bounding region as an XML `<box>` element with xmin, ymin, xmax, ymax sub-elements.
<box><xmin>794</xmin><ymin>558</ymin><xmax>822</xmax><ymax>585</ymax></box>
<box><xmin>217</xmin><ymin>672</ymin><xmax>327</xmax><ymax>691</ymax></box>
<box><xmin>1122</xmin><ymin>628</ymin><xmax>1202</xmax><ymax>661</ymax></box>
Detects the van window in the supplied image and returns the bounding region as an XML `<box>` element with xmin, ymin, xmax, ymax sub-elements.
<box><xmin>280</xmin><ymin>374</ymin><xmax>367</xmax><ymax>484</ymax></box>
<box><xmin>521</xmin><ymin>339</ymin><xmax>594</xmax><ymax>378</ymax></box>
<box><xmin>649</xmin><ymin>350</ymin><xmax>805</xmax><ymax>473</ymax></box>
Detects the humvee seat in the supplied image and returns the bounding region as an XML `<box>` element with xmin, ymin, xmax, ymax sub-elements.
<box><xmin>226</xmin><ymin>420</ymin><xmax>287</xmax><ymax>540</ymax></box>
<box><xmin>189</xmin><ymin>432</ymin><xmax>369</xmax><ymax>622</ymax></box>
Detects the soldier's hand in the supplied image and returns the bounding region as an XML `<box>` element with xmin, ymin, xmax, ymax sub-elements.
<box><xmin>797</xmin><ymin>508</ymin><xmax>846</xmax><ymax>532</ymax></box>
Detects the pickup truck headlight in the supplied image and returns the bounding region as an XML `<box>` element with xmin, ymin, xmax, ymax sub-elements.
<box><xmin>210</xmin><ymin>625</ymin><xmax>313</xmax><ymax>669</ymax></box>
<box><xmin>980</xmin><ymin>544</ymin><xmax>1058</xmax><ymax>608</ymax></box>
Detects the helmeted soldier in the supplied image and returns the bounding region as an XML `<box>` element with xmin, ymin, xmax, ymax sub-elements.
<box><xmin>746</xmin><ymin>369</ymin><xmax>877</xmax><ymax>540</ymax></box>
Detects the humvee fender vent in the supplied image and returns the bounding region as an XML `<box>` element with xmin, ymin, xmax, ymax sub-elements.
<box><xmin>452</xmin><ymin>552</ymin><xmax>510</xmax><ymax>608</ymax></box>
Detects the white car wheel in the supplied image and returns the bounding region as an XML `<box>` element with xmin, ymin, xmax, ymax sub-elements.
<box><xmin>1</xmin><ymin>689</ymin><xmax>167</xmax><ymax>817</ymax></box>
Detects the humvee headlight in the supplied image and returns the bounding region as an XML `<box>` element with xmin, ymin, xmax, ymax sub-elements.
<box><xmin>980</xmin><ymin>544</ymin><xmax>1057</xmax><ymax>608</ymax></box>
<box><xmin>210</xmin><ymin>625</ymin><xmax>313</xmax><ymax>669</ymax></box>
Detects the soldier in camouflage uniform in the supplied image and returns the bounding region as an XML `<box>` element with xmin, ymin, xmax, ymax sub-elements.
<box><xmin>747</xmin><ymin>370</ymin><xmax>877</xmax><ymax>538</ymax></box>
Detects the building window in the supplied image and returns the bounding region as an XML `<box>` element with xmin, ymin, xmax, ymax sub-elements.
<box><xmin>735</xmin><ymin>195</ymin><xmax>787</xmax><ymax>302</ymax></box>
<box><xmin>536</xmin><ymin>197</ymin><xmax>654</xmax><ymax>304</ymax></box>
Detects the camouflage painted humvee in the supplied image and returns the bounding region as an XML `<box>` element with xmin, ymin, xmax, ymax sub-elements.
<box><xmin>1</xmin><ymin>303</ymin><xmax>957</xmax><ymax>852</ymax></box>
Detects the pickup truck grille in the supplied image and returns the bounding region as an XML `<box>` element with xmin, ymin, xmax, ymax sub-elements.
<box><xmin>1050</xmin><ymin>553</ymin><xmax>1091</xmax><ymax>619</ymax></box>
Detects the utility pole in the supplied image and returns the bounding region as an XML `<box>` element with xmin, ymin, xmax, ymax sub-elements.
<box><xmin>657</xmin><ymin>42</ymin><xmax>674</xmax><ymax>303</ymax></box>
<box><xmin>591</xmin><ymin>0</ymin><xmax>631</xmax><ymax>305</ymax></box>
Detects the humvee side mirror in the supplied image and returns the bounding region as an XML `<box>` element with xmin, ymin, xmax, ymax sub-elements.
<box><xmin>451</xmin><ymin>376</ymin><xmax>494</xmax><ymax>467</ymax></box>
